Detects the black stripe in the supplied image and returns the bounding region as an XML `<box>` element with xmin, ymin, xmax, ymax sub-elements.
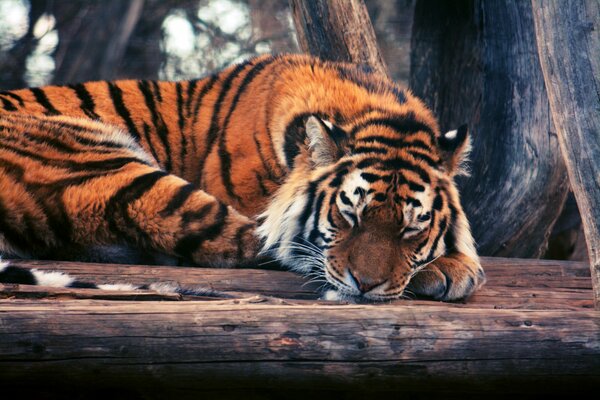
<box><xmin>353</xmin><ymin>146</ymin><xmax>388</xmax><ymax>155</ymax></box>
<box><xmin>2</xmin><ymin>122</ymin><xmax>122</xmax><ymax>154</ymax></box>
<box><xmin>0</xmin><ymin>91</ymin><xmax>24</xmax><ymax>106</ymax></box>
<box><xmin>444</xmin><ymin>192</ymin><xmax>458</xmax><ymax>252</ymax></box>
<box><xmin>404</xmin><ymin>139</ymin><xmax>434</xmax><ymax>152</ymax></box>
<box><xmin>407</xmin><ymin>181</ymin><xmax>425</xmax><ymax>192</ymax></box>
<box><xmin>198</xmin><ymin>61</ymin><xmax>252</xmax><ymax>185</ymax></box>
<box><xmin>30</xmin><ymin>87</ymin><xmax>60</xmax><ymax>116</ymax></box>
<box><xmin>141</xmin><ymin>122</ymin><xmax>161</xmax><ymax>163</ymax></box>
<box><xmin>308</xmin><ymin>191</ymin><xmax>326</xmax><ymax>243</ymax></box>
<box><xmin>219</xmin><ymin>57</ymin><xmax>274</xmax><ymax>201</ymax></box>
<box><xmin>150</xmin><ymin>81</ymin><xmax>163</xmax><ymax>102</ymax></box>
<box><xmin>0</xmin><ymin>155</ymin><xmax>127</xmax><ymax>191</ymax></box>
<box><xmin>339</xmin><ymin>191</ymin><xmax>353</xmax><ymax>206</ymax></box>
<box><xmin>253</xmin><ymin>131</ymin><xmax>281</xmax><ymax>183</ymax></box>
<box><xmin>191</xmin><ymin>75</ymin><xmax>218</xmax><ymax>124</ymax></box>
<box><xmin>174</xmin><ymin>203</ymin><xmax>229</xmax><ymax>260</ymax></box>
<box><xmin>0</xmin><ymin>142</ymin><xmax>146</xmax><ymax>171</ymax></box>
<box><xmin>350</xmin><ymin>113</ymin><xmax>435</xmax><ymax>139</ymax></box>
<box><xmin>356</xmin><ymin>157</ymin><xmax>431</xmax><ymax>184</ymax></box>
<box><xmin>327</xmin><ymin>190</ymin><xmax>339</xmax><ymax>229</ymax></box>
<box><xmin>373</xmin><ymin>192</ymin><xmax>387</xmax><ymax>202</ymax></box>
<box><xmin>360</xmin><ymin>172</ymin><xmax>382</xmax><ymax>183</ymax></box>
<box><xmin>175</xmin><ymin>82</ymin><xmax>185</xmax><ymax>131</ymax></box>
<box><xmin>234</xmin><ymin>222</ymin><xmax>256</xmax><ymax>262</ymax></box>
<box><xmin>0</xmin><ymin>95</ymin><xmax>17</xmax><ymax>111</ymax></box>
<box><xmin>355</xmin><ymin>135</ymin><xmax>407</xmax><ymax>148</ymax></box>
<box><xmin>186</xmin><ymin>79</ymin><xmax>199</xmax><ymax>116</ymax></box>
<box><xmin>176</xmin><ymin>82</ymin><xmax>187</xmax><ymax>177</ymax></box>
<box><xmin>69</xmin><ymin>83</ymin><xmax>100</xmax><ymax>119</ymax></box>
<box><xmin>105</xmin><ymin>171</ymin><xmax>169</xmax><ymax>241</ymax></box>
<box><xmin>432</xmin><ymin>192</ymin><xmax>444</xmax><ymax>211</ymax></box>
<box><xmin>138</xmin><ymin>81</ymin><xmax>172</xmax><ymax>171</ymax></box>
<box><xmin>68</xmin><ymin>281</ymin><xmax>98</xmax><ymax>289</ymax></box>
<box><xmin>380</xmin><ymin>159</ymin><xmax>431</xmax><ymax>184</ymax></box>
<box><xmin>297</xmin><ymin>175</ymin><xmax>328</xmax><ymax>238</ymax></box>
<box><xmin>0</xmin><ymin>198</ymin><xmax>43</xmax><ymax>256</ymax></box>
<box><xmin>406</xmin><ymin>197</ymin><xmax>422</xmax><ymax>207</ymax></box>
<box><xmin>0</xmin><ymin>266</ymin><xmax>37</xmax><ymax>285</ymax></box>
<box><xmin>283</xmin><ymin>113</ymin><xmax>310</xmax><ymax>168</ymax></box>
<box><xmin>408</xmin><ymin>150</ymin><xmax>438</xmax><ymax>167</ymax></box>
<box><xmin>181</xmin><ymin>203</ymin><xmax>214</xmax><ymax>226</ymax></box>
<box><xmin>426</xmin><ymin>217</ymin><xmax>448</xmax><ymax>263</ymax></box>
<box><xmin>343</xmin><ymin>211</ymin><xmax>358</xmax><ymax>226</ymax></box>
<box><xmin>329</xmin><ymin>168</ymin><xmax>349</xmax><ymax>188</ymax></box>
<box><xmin>255</xmin><ymin>171</ymin><xmax>270</xmax><ymax>196</ymax></box>
<box><xmin>160</xmin><ymin>184</ymin><xmax>196</xmax><ymax>217</ymax></box>
<box><xmin>107</xmin><ymin>82</ymin><xmax>141</xmax><ymax>140</ymax></box>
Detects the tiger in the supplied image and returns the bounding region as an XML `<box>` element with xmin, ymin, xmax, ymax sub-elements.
<box><xmin>0</xmin><ymin>53</ymin><xmax>485</xmax><ymax>301</ymax></box>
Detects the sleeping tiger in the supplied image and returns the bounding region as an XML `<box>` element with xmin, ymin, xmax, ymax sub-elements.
<box><xmin>0</xmin><ymin>54</ymin><xmax>485</xmax><ymax>301</ymax></box>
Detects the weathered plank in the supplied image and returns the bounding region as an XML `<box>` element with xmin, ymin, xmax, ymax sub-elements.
<box><xmin>409</xmin><ymin>0</ymin><xmax>569</xmax><ymax>257</ymax></box>
<box><xmin>0</xmin><ymin>300</ymin><xmax>598</xmax><ymax>395</ymax></box>
<box><xmin>532</xmin><ymin>0</ymin><xmax>600</xmax><ymax>307</ymax></box>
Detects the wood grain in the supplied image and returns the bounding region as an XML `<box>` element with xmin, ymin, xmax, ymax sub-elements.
<box><xmin>532</xmin><ymin>0</ymin><xmax>600</xmax><ymax>307</ymax></box>
<box><xmin>0</xmin><ymin>299</ymin><xmax>598</xmax><ymax>395</ymax></box>
<box><xmin>2</xmin><ymin>257</ymin><xmax>595</xmax><ymax>310</ymax></box>
<box><xmin>409</xmin><ymin>0</ymin><xmax>569</xmax><ymax>258</ymax></box>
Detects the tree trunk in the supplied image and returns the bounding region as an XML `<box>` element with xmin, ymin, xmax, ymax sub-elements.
<box><xmin>531</xmin><ymin>0</ymin><xmax>600</xmax><ymax>307</ymax></box>
<box><xmin>51</xmin><ymin>1</ymin><xmax>143</xmax><ymax>84</ymax></box>
<box><xmin>409</xmin><ymin>0</ymin><xmax>569</xmax><ymax>258</ymax></box>
<box><xmin>289</xmin><ymin>0</ymin><xmax>389</xmax><ymax>76</ymax></box>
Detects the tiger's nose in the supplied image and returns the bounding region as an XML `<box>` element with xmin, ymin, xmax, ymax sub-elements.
<box><xmin>348</xmin><ymin>270</ymin><xmax>386</xmax><ymax>293</ymax></box>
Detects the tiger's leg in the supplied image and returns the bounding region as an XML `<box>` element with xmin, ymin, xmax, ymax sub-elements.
<box><xmin>61</xmin><ymin>163</ymin><xmax>261</xmax><ymax>267</ymax></box>
<box><xmin>406</xmin><ymin>253</ymin><xmax>486</xmax><ymax>301</ymax></box>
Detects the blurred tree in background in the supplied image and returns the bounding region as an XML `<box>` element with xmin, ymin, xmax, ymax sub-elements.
<box><xmin>0</xmin><ymin>0</ymin><xmax>413</xmax><ymax>88</ymax></box>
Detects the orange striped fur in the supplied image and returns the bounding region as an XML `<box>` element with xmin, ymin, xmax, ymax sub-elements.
<box><xmin>0</xmin><ymin>54</ymin><xmax>484</xmax><ymax>301</ymax></box>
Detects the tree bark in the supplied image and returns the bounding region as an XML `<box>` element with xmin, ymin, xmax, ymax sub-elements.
<box><xmin>409</xmin><ymin>0</ymin><xmax>569</xmax><ymax>258</ymax></box>
<box><xmin>289</xmin><ymin>0</ymin><xmax>389</xmax><ymax>76</ymax></box>
<box><xmin>531</xmin><ymin>0</ymin><xmax>600</xmax><ymax>307</ymax></box>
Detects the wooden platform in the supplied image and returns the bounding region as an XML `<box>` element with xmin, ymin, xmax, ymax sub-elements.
<box><xmin>0</xmin><ymin>257</ymin><xmax>599</xmax><ymax>398</ymax></box>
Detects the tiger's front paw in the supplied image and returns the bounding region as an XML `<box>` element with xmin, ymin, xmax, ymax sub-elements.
<box><xmin>407</xmin><ymin>255</ymin><xmax>485</xmax><ymax>301</ymax></box>
<box><xmin>188</xmin><ymin>210</ymin><xmax>262</xmax><ymax>268</ymax></box>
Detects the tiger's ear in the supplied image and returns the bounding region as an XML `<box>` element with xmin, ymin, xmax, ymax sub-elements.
<box><xmin>437</xmin><ymin>124</ymin><xmax>471</xmax><ymax>176</ymax></box>
<box><xmin>305</xmin><ymin>115</ymin><xmax>348</xmax><ymax>167</ymax></box>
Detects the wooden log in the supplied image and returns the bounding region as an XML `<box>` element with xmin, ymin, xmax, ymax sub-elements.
<box><xmin>2</xmin><ymin>257</ymin><xmax>594</xmax><ymax>310</ymax></box>
<box><xmin>409</xmin><ymin>0</ymin><xmax>569</xmax><ymax>257</ymax></box>
<box><xmin>531</xmin><ymin>0</ymin><xmax>600</xmax><ymax>307</ymax></box>
<box><xmin>289</xmin><ymin>0</ymin><xmax>389</xmax><ymax>76</ymax></box>
<box><xmin>0</xmin><ymin>299</ymin><xmax>598</xmax><ymax>395</ymax></box>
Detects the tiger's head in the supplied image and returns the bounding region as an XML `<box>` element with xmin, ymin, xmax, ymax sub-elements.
<box><xmin>257</xmin><ymin>57</ymin><xmax>477</xmax><ymax>301</ymax></box>
<box><xmin>258</xmin><ymin>113</ymin><xmax>475</xmax><ymax>302</ymax></box>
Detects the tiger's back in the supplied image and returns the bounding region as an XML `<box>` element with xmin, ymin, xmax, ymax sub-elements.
<box><xmin>0</xmin><ymin>54</ymin><xmax>485</xmax><ymax>301</ymax></box>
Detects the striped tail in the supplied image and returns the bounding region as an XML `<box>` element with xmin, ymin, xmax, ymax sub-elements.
<box><xmin>0</xmin><ymin>259</ymin><xmax>232</xmax><ymax>298</ymax></box>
